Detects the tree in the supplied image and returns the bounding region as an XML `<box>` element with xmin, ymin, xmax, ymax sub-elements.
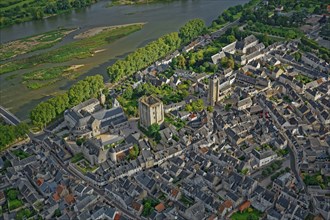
<box><xmin>220</xmin><ymin>57</ymin><xmax>228</xmax><ymax>67</ymax></box>
<box><xmin>179</xmin><ymin>19</ymin><xmax>206</xmax><ymax>43</ymax></box>
<box><xmin>30</xmin><ymin>102</ymin><xmax>55</xmax><ymax>127</ymax></box>
<box><xmin>30</xmin><ymin>75</ymin><xmax>104</xmax><ymax>127</ymax></box>
<box><xmin>0</xmin><ymin>123</ymin><xmax>29</xmax><ymax>149</ymax></box>
<box><xmin>54</xmin><ymin>209</ymin><xmax>61</xmax><ymax>218</ymax></box>
<box><xmin>108</xmin><ymin>32</ymin><xmax>181</xmax><ymax>82</ymax></box>
<box><xmin>226</xmin><ymin>35</ymin><xmax>236</xmax><ymax>43</ymax></box>
<box><xmin>193</xmin><ymin>99</ymin><xmax>204</xmax><ymax>111</ymax></box>
<box><xmin>127</xmin><ymin>106</ymin><xmax>137</xmax><ymax>117</ymax></box>
<box><xmin>316</xmin><ymin>175</ymin><xmax>324</xmax><ymax>184</ymax></box>
<box><xmin>57</xmin><ymin>0</ymin><xmax>71</xmax><ymax>10</ymax></box>
<box><xmin>293</xmin><ymin>52</ymin><xmax>302</xmax><ymax>61</ymax></box>
<box><xmin>241</xmin><ymin>168</ymin><xmax>249</xmax><ymax>175</ymax></box>
<box><xmin>73</xmin><ymin>0</ymin><xmax>82</xmax><ymax>8</ymax></box>
<box><xmin>220</xmin><ymin>56</ymin><xmax>234</xmax><ymax>69</ymax></box>
<box><xmin>147</xmin><ymin>124</ymin><xmax>160</xmax><ymax>136</ymax></box>
<box><xmin>123</xmin><ymin>86</ymin><xmax>133</xmax><ymax>99</ymax></box>
<box><xmin>177</xmin><ymin>55</ymin><xmax>186</xmax><ymax>69</ymax></box>
<box><xmin>7</xmin><ymin>190</ymin><xmax>18</xmax><ymax>200</ymax></box>
<box><xmin>185</xmin><ymin>99</ymin><xmax>204</xmax><ymax>112</ymax></box>
<box><xmin>49</xmin><ymin>94</ymin><xmax>70</xmax><ymax>115</ymax></box>
<box><xmin>227</xmin><ymin>58</ymin><xmax>235</xmax><ymax>69</ymax></box>
<box><xmin>146</xmin><ymin>124</ymin><xmax>161</xmax><ymax>142</ymax></box>
<box><xmin>261</xmin><ymin>34</ymin><xmax>270</xmax><ymax>46</ymax></box>
<box><xmin>206</xmin><ymin>106</ymin><xmax>213</xmax><ymax>113</ymax></box>
<box><xmin>129</xmin><ymin>144</ymin><xmax>139</xmax><ymax>160</ymax></box>
<box><xmin>31</xmin><ymin>7</ymin><xmax>44</xmax><ymax>20</ymax></box>
<box><xmin>44</xmin><ymin>3</ymin><xmax>58</xmax><ymax>14</ymax></box>
<box><xmin>185</xmin><ymin>104</ymin><xmax>193</xmax><ymax>112</ymax></box>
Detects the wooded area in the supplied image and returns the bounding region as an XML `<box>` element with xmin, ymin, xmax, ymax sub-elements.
<box><xmin>0</xmin><ymin>123</ymin><xmax>29</xmax><ymax>150</ymax></box>
<box><xmin>107</xmin><ymin>19</ymin><xmax>206</xmax><ymax>82</ymax></box>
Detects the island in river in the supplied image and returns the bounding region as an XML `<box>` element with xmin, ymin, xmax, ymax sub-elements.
<box><xmin>0</xmin><ymin>23</ymin><xmax>144</xmax><ymax>75</ymax></box>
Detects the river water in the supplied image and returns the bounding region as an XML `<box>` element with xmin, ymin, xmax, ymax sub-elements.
<box><xmin>0</xmin><ymin>0</ymin><xmax>248</xmax><ymax>120</ymax></box>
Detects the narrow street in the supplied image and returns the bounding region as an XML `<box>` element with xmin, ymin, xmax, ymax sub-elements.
<box><xmin>41</xmin><ymin>140</ymin><xmax>139</xmax><ymax>220</ymax></box>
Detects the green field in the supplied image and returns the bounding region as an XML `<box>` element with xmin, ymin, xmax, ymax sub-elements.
<box><xmin>0</xmin><ymin>24</ymin><xmax>144</xmax><ymax>75</ymax></box>
<box><xmin>0</xmin><ymin>0</ymin><xmax>96</xmax><ymax>28</ymax></box>
<box><xmin>0</xmin><ymin>28</ymin><xmax>74</xmax><ymax>61</ymax></box>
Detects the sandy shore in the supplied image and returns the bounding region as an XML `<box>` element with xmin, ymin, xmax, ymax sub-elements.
<box><xmin>67</xmin><ymin>64</ymin><xmax>85</xmax><ymax>71</ymax></box>
<box><xmin>73</xmin><ymin>23</ymin><xmax>146</xmax><ymax>39</ymax></box>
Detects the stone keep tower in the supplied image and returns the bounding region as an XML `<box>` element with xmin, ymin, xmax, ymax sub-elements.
<box><xmin>139</xmin><ymin>95</ymin><xmax>164</xmax><ymax>128</ymax></box>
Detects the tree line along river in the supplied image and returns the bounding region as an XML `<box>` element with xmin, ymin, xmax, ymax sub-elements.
<box><xmin>0</xmin><ymin>0</ymin><xmax>249</xmax><ymax>120</ymax></box>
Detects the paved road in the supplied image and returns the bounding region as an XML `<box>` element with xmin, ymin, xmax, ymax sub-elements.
<box><xmin>0</xmin><ymin>105</ymin><xmax>20</xmax><ymax>125</ymax></box>
<box><xmin>287</xmin><ymin>143</ymin><xmax>305</xmax><ymax>191</ymax></box>
<box><xmin>210</xmin><ymin>19</ymin><xmax>241</xmax><ymax>38</ymax></box>
<box><xmin>251</xmin><ymin>157</ymin><xmax>291</xmax><ymax>187</ymax></box>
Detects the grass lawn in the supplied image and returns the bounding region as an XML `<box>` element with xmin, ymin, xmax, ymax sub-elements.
<box><xmin>231</xmin><ymin>208</ymin><xmax>262</xmax><ymax>220</ymax></box>
<box><xmin>71</xmin><ymin>153</ymin><xmax>84</xmax><ymax>163</ymax></box>
<box><xmin>0</xmin><ymin>24</ymin><xmax>144</xmax><ymax>75</ymax></box>
<box><xmin>76</xmin><ymin>160</ymin><xmax>98</xmax><ymax>174</ymax></box>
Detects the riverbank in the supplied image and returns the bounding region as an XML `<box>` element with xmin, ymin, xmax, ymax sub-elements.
<box><xmin>0</xmin><ymin>0</ymin><xmax>98</xmax><ymax>29</ymax></box>
<box><xmin>0</xmin><ymin>23</ymin><xmax>144</xmax><ymax>75</ymax></box>
<box><xmin>108</xmin><ymin>0</ymin><xmax>175</xmax><ymax>7</ymax></box>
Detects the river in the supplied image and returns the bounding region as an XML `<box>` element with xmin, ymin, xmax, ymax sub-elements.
<box><xmin>0</xmin><ymin>0</ymin><xmax>249</xmax><ymax>120</ymax></box>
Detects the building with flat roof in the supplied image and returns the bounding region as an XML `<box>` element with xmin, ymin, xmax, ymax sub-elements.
<box><xmin>139</xmin><ymin>95</ymin><xmax>164</xmax><ymax>128</ymax></box>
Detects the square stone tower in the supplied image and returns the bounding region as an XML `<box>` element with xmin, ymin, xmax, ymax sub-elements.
<box><xmin>139</xmin><ymin>95</ymin><xmax>164</xmax><ymax>128</ymax></box>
